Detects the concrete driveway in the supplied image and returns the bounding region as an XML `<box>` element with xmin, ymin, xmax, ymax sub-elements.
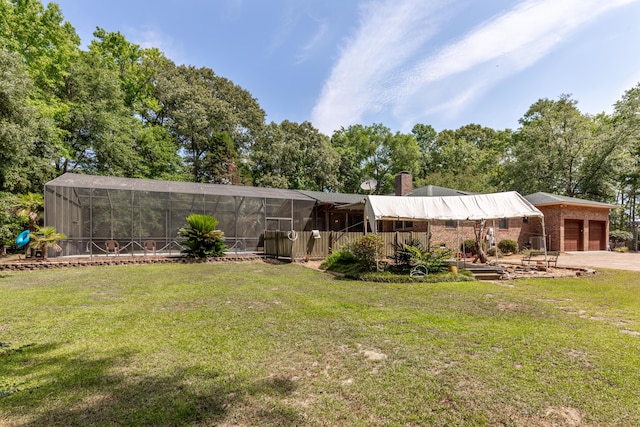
<box><xmin>556</xmin><ymin>251</ymin><xmax>640</xmax><ymax>272</ymax></box>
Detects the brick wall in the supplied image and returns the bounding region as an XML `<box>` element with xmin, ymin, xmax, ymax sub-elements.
<box><xmin>526</xmin><ymin>205</ymin><xmax>610</xmax><ymax>251</ymax></box>
<box><xmin>426</xmin><ymin>218</ymin><xmax>526</xmax><ymax>253</ymax></box>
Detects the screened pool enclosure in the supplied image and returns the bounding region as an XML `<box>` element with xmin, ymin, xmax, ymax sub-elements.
<box><xmin>44</xmin><ymin>173</ymin><xmax>316</xmax><ymax>257</ymax></box>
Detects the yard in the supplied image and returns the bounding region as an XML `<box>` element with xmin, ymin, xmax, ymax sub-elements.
<box><xmin>1</xmin><ymin>262</ymin><xmax>639</xmax><ymax>426</ymax></box>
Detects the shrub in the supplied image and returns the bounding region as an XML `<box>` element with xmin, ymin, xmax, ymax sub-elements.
<box><xmin>487</xmin><ymin>247</ymin><xmax>500</xmax><ymax>257</ymax></box>
<box><xmin>321</xmin><ymin>248</ymin><xmax>356</xmax><ymax>270</ymax></box>
<box><xmin>28</xmin><ymin>226</ymin><xmax>66</xmax><ymax>259</ymax></box>
<box><xmin>497</xmin><ymin>239</ymin><xmax>518</xmax><ymax>254</ymax></box>
<box><xmin>393</xmin><ymin>237</ymin><xmax>426</xmax><ymax>267</ymax></box>
<box><xmin>350</xmin><ymin>234</ymin><xmax>384</xmax><ymax>271</ymax></box>
<box><xmin>461</xmin><ymin>238</ymin><xmax>483</xmax><ymax>256</ymax></box>
<box><xmin>405</xmin><ymin>246</ymin><xmax>453</xmax><ymax>273</ymax></box>
<box><xmin>610</xmin><ymin>229</ymin><xmax>632</xmax><ymax>248</ymax></box>
<box><xmin>179</xmin><ymin>214</ymin><xmax>227</xmax><ymax>259</ymax></box>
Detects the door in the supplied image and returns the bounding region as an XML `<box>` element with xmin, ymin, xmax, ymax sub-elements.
<box><xmin>588</xmin><ymin>221</ymin><xmax>606</xmax><ymax>251</ymax></box>
<box><xmin>564</xmin><ymin>220</ymin><xmax>583</xmax><ymax>251</ymax></box>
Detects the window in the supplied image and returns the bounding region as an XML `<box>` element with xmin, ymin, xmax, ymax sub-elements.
<box><xmin>498</xmin><ymin>218</ymin><xmax>508</xmax><ymax>230</ymax></box>
<box><xmin>445</xmin><ymin>220</ymin><xmax>456</xmax><ymax>228</ymax></box>
<box><xmin>394</xmin><ymin>221</ymin><xmax>413</xmax><ymax>231</ymax></box>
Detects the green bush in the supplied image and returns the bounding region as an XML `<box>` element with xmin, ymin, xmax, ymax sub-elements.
<box><xmin>350</xmin><ymin>234</ymin><xmax>384</xmax><ymax>271</ymax></box>
<box><xmin>321</xmin><ymin>248</ymin><xmax>356</xmax><ymax>270</ymax></box>
<box><xmin>409</xmin><ymin>246</ymin><xmax>453</xmax><ymax>273</ymax></box>
<box><xmin>179</xmin><ymin>214</ymin><xmax>227</xmax><ymax>259</ymax></box>
<box><xmin>392</xmin><ymin>237</ymin><xmax>426</xmax><ymax>267</ymax></box>
<box><xmin>460</xmin><ymin>239</ymin><xmax>483</xmax><ymax>256</ymax></box>
<box><xmin>610</xmin><ymin>229</ymin><xmax>632</xmax><ymax>248</ymax></box>
<box><xmin>497</xmin><ymin>239</ymin><xmax>518</xmax><ymax>254</ymax></box>
<box><xmin>486</xmin><ymin>247</ymin><xmax>500</xmax><ymax>257</ymax></box>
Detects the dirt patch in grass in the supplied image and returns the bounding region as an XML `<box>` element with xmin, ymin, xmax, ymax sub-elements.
<box><xmin>543</xmin><ymin>406</ymin><xmax>585</xmax><ymax>427</ymax></box>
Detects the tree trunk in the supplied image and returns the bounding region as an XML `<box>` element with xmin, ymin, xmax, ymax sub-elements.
<box><xmin>473</xmin><ymin>220</ymin><xmax>489</xmax><ymax>264</ymax></box>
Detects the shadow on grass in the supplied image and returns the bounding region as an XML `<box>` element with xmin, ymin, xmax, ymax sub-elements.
<box><xmin>1</xmin><ymin>343</ymin><xmax>303</xmax><ymax>426</ymax></box>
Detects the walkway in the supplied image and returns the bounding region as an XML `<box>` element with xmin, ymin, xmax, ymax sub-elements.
<box><xmin>556</xmin><ymin>251</ymin><xmax>640</xmax><ymax>272</ymax></box>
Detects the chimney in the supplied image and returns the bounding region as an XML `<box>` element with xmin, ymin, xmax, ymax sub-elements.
<box><xmin>395</xmin><ymin>171</ymin><xmax>413</xmax><ymax>196</ymax></box>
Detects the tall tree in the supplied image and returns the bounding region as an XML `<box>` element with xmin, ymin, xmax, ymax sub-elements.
<box><xmin>55</xmin><ymin>50</ymin><xmax>141</xmax><ymax>176</ymax></box>
<box><xmin>419</xmin><ymin>124</ymin><xmax>510</xmax><ymax>192</ymax></box>
<box><xmin>88</xmin><ymin>27</ymin><xmax>164</xmax><ymax>114</ymax></box>
<box><xmin>411</xmin><ymin>123</ymin><xmax>437</xmax><ymax>182</ymax></box>
<box><xmin>87</xmin><ymin>29</ymin><xmax>183</xmax><ymax>180</ymax></box>
<box><xmin>154</xmin><ymin>63</ymin><xmax>265</xmax><ymax>183</ymax></box>
<box><xmin>504</xmin><ymin>94</ymin><xmax>618</xmax><ymax>198</ymax></box>
<box><xmin>0</xmin><ymin>0</ymin><xmax>80</xmax><ymax>97</ymax></box>
<box><xmin>251</xmin><ymin>120</ymin><xmax>339</xmax><ymax>190</ymax></box>
<box><xmin>331</xmin><ymin>124</ymin><xmax>420</xmax><ymax>194</ymax></box>
<box><xmin>0</xmin><ymin>48</ymin><xmax>54</xmax><ymax>192</ymax></box>
<box><xmin>610</xmin><ymin>82</ymin><xmax>640</xmax><ymax>244</ymax></box>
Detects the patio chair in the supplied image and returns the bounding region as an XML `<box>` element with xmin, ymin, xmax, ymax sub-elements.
<box><xmin>144</xmin><ymin>240</ymin><xmax>156</xmax><ymax>256</ymax></box>
<box><xmin>105</xmin><ymin>239</ymin><xmax>120</xmax><ymax>256</ymax></box>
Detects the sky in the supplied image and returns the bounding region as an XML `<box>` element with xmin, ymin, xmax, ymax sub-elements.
<box><xmin>53</xmin><ymin>0</ymin><xmax>640</xmax><ymax>135</ymax></box>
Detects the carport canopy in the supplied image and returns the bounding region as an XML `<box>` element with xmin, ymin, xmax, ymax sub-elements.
<box><xmin>362</xmin><ymin>191</ymin><xmax>543</xmax><ymax>233</ymax></box>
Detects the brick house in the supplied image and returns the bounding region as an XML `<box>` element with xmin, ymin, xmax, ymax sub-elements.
<box><xmin>373</xmin><ymin>172</ymin><xmax>615</xmax><ymax>252</ymax></box>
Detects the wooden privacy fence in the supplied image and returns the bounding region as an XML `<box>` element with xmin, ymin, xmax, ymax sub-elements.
<box><xmin>264</xmin><ymin>230</ymin><xmax>431</xmax><ymax>261</ymax></box>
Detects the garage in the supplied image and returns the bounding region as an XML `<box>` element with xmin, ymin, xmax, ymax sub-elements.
<box><xmin>564</xmin><ymin>219</ymin><xmax>583</xmax><ymax>251</ymax></box>
<box><xmin>589</xmin><ymin>220</ymin><xmax>606</xmax><ymax>250</ymax></box>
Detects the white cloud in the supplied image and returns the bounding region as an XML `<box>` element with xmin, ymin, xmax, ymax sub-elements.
<box><xmin>126</xmin><ymin>26</ymin><xmax>186</xmax><ymax>64</ymax></box>
<box><xmin>294</xmin><ymin>21</ymin><xmax>329</xmax><ymax>64</ymax></box>
<box><xmin>312</xmin><ymin>0</ymin><xmax>638</xmax><ymax>134</ymax></box>
<box><xmin>311</xmin><ymin>0</ymin><xmax>452</xmax><ymax>133</ymax></box>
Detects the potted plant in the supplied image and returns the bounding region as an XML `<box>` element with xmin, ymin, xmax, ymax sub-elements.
<box><xmin>28</xmin><ymin>226</ymin><xmax>66</xmax><ymax>260</ymax></box>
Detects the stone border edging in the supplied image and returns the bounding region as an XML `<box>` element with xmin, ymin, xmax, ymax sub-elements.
<box><xmin>0</xmin><ymin>255</ymin><xmax>263</xmax><ymax>271</ymax></box>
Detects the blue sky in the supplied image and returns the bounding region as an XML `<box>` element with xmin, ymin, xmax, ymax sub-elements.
<box><xmin>53</xmin><ymin>0</ymin><xmax>640</xmax><ymax>135</ymax></box>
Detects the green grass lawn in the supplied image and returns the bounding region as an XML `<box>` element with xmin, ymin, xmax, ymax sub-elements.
<box><xmin>1</xmin><ymin>262</ymin><xmax>639</xmax><ymax>426</ymax></box>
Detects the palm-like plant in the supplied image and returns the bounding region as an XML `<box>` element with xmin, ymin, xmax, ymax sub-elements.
<box><xmin>28</xmin><ymin>226</ymin><xmax>66</xmax><ymax>260</ymax></box>
<box><xmin>12</xmin><ymin>193</ymin><xmax>44</xmax><ymax>231</ymax></box>
<box><xmin>179</xmin><ymin>214</ymin><xmax>227</xmax><ymax>259</ymax></box>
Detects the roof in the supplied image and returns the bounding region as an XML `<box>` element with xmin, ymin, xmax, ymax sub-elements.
<box><xmin>298</xmin><ymin>190</ymin><xmax>365</xmax><ymax>205</ymax></box>
<box><xmin>363</xmin><ymin>191</ymin><xmax>543</xmax><ymax>233</ymax></box>
<box><xmin>45</xmin><ymin>173</ymin><xmax>315</xmax><ymax>201</ymax></box>
<box><xmin>406</xmin><ymin>185</ymin><xmax>474</xmax><ymax>197</ymax></box>
<box><xmin>524</xmin><ymin>192</ymin><xmax>616</xmax><ymax>209</ymax></box>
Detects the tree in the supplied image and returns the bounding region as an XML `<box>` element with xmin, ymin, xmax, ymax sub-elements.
<box><xmin>418</xmin><ymin>124</ymin><xmax>510</xmax><ymax>192</ymax></box>
<box><xmin>133</xmin><ymin>125</ymin><xmax>183</xmax><ymax>180</ymax></box>
<box><xmin>472</xmin><ymin>220</ymin><xmax>489</xmax><ymax>264</ymax></box>
<box><xmin>0</xmin><ymin>0</ymin><xmax>80</xmax><ymax>97</ymax></box>
<box><xmin>331</xmin><ymin>124</ymin><xmax>420</xmax><ymax>194</ymax></box>
<box><xmin>55</xmin><ymin>50</ymin><xmax>141</xmax><ymax>176</ymax></box>
<box><xmin>12</xmin><ymin>192</ymin><xmax>43</xmax><ymax>231</ymax></box>
<box><xmin>201</xmin><ymin>131</ymin><xmax>238</xmax><ymax>184</ymax></box>
<box><xmin>87</xmin><ymin>29</ymin><xmax>184</xmax><ymax>180</ymax></box>
<box><xmin>0</xmin><ymin>192</ymin><xmax>24</xmax><ymax>250</ymax></box>
<box><xmin>154</xmin><ymin>63</ymin><xmax>265</xmax><ymax>183</ymax></box>
<box><xmin>504</xmin><ymin>94</ymin><xmax>619</xmax><ymax>199</ymax></box>
<box><xmin>610</xmin><ymin>83</ymin><xmax>640</xmax><ymax>246</ymax></box>
<box><xmin>411</xmin><ymin>123</ymin><xmax>437</xmax><ymax>182</ymax></box>
<box><xmin>88</xmin><ymin>27</ymin><xmax>156</xmax><ymax>112</ymax></box>
<box><xmin>251</xmin><ymin>121</ymin><xmax>339</xmax><ymax>190</ymax></box>
<box><xmin>0</xmin><ymin>49</ymin><xmax>54</xmax><ymax>192</ymax></box>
